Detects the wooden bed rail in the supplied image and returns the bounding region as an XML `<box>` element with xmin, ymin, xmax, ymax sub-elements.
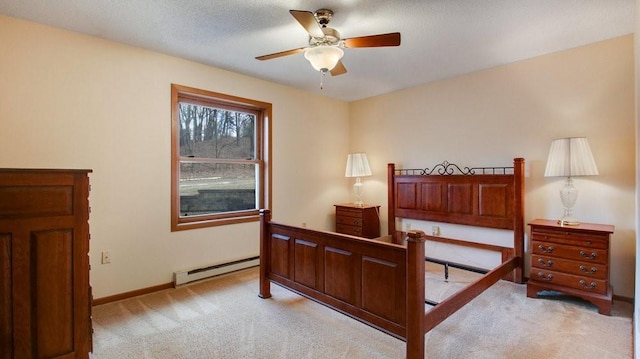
<box><xmin>422</xmin><ymin>256</ymin><xmax>520</xmax><ymax>333</ymax></box>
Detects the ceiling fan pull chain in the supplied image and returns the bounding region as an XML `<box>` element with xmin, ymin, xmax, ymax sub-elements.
<box><xmin>320</xmin><ymin>70</ymin><xmax>325</xmax><ymax>89</ymax></box>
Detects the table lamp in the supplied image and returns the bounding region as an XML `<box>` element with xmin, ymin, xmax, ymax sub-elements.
<box><xmin>345</xmin><ymin>153</ymin><xmax>372</xmax><ymax>207</ymax></box>
<box><xmin>544</xmin><ymin>137</ymin><xmax>599</xmax><ymax>225</ymax></box>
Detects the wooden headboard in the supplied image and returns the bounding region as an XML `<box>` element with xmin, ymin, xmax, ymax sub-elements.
<box><xmin>387</xmin><ymin>158</ymin><xmax>525</xmax><ymax>282</ymax></box>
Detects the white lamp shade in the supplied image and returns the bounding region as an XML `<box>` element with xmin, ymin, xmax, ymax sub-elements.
<box><xmin>304</xmin><ymin>46</ymin><xmax>344</xmax><ymax>72</ymax></box>
<box><xmin>345</xmin><ymin>153</ymin><xmax>372</xmax><ymax>178</ymax></box>
<box><xmin>544</xmin><ymin>137</ymin><xmax>599</xmax><ymax>177</ymax></box>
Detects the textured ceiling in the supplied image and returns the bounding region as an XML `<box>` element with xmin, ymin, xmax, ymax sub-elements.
<box><xmin>0</xmin><ymin>0</ymin><xmax>634</xmax><ymax>101</ymax></box>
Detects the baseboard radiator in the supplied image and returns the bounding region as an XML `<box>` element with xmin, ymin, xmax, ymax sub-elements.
<box><xmin>173</xmin><ymin>256</ymin><xmax>260</xmax><ymax>287</ymax></box>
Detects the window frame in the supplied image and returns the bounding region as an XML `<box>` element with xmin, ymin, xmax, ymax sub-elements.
<box><xmin>170</xmin><ymin>84</ymin><xmax>271</xmax><ymax>231</ymax></box>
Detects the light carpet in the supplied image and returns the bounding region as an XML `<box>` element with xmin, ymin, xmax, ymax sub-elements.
<box><xmin>91</xmin><ymin>263</ymin><xmax>632</xmax><ymax>358</ymax></box>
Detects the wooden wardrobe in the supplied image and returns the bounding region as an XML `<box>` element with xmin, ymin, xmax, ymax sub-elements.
<box><xmin>0</xmin><ymin>169</ymin><xmax>92</xmax><ymax>359</ymax></box>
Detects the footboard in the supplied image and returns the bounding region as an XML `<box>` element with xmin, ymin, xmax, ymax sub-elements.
<box><xmin>259</xmin><ymin>209</ymin><xmax>426</xmax><ymax>354</ymax></box>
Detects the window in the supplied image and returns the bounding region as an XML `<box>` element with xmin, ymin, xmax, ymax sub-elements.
<box><xmin>171</xmin><ymin>84</ymin><xmax>271</xmax><ymax>231</ymax></box>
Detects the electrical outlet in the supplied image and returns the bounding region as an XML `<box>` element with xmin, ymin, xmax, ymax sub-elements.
<box><xmin>101</xmin><ymin>250</ymin><xmax>111</xmax><ymax>264</ymax></box>
<box><xmin>432</xmin><ymin>226</ymin><xmax>441</xmax><ymax>236</ymax></box>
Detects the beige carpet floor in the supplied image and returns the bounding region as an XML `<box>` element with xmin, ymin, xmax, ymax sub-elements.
<box><xmin>91</xmin><ymin>263</ymin><xmax>632</xmax><ymax>358</ymax></box>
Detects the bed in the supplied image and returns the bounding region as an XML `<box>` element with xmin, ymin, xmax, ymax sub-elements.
<box><xmin>259</xmin><ymin>158</ymin><xmax>525</xmax><ymax>359</ymax></box>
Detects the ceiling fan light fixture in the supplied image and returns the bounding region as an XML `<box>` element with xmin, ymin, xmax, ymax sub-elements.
<box><xmin>304</xmin><ymin>46</ymin><xmax>344</xmax><ymax>72</ymax></box>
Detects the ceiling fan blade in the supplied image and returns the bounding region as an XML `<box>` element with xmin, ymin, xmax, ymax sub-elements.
<box><xmin>290</xmin><ymin>10</ymin><xmax>324</xmax><ymax>38</ymax></box>
<box><xmin>342</xmin><ymin>32</ymin><xmax>401</xmax><ymax>48</ymax></box>
<box><xmin>255</xmin><ymin>47</ymin><xmax>306</xmax><ymax>61</ymax></box>
<box><xmin>330</xmin><ymin>60</ymin><xmax>347</xmax><ymax>76</ymax></box>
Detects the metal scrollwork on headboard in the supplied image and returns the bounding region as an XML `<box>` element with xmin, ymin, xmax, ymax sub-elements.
<box><xmin>396</xmin><ymin>161</ymin><xmax>514</xmax><ymax>176</ymax></box>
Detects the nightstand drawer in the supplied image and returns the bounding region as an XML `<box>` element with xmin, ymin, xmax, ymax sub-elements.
<box><xmin>532</xmin><ymin>240</ymin><xmax>607</xmax><ymax>264</ymax></box>
<box><xmin>531</xmin><ymin>254</ymin><xmax>607</xmax><ymax>280</ymax></box>
<box><xmin>531</xmin><ymin>229</ymin><xmax>608</xmax><ymax>249</ymax></box>
<box><xmin>336</xmin><ymin>216</ymin><xmax>363</xmax><ymax>226</ymax></box>
<box><xmin>531</xmin><ymin>269</ymin><xmax>608</xmax><ymax>295</ymax></box>
<box><xmin>336</xmin><ymin>224</ymin><xmax>362</xmax><ymax>236</ymax></box>
<box><xmin>336</xmin><ymin>208</ymin><xmax>363</xmax><ymax>219</ymax></box>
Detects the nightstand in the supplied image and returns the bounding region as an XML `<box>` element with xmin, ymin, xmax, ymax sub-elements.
<box><xmin>527</xmin><ymin>219</ymin><xmax>614</xmax><ymax>315</ymax></box>
<box><xmin>334</xmin><ymin>203</ymin><xmax>380</xmax><ymax>239</ymax></box>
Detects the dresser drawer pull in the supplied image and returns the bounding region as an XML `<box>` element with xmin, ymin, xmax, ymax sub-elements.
<box><xmin>537</xmin><ymin>272</ymin><xmax>553</xmax><ymax>281</ymax></box>
<box><xmin>579</xmin><ymin>280</ymin><xmax>597</xmax><ymax>289</ymax></box>
<box><xmin>537</xmin><ymin>245</ymin><xmax>553</xmax><ymax>253</ymax></box>
<box><xmin>579</xmin><ymin>250</ymin><xmax>598</xmax><ymax>260</ymax></box>
<box><xmin>537</xmin><ymin>259</ymin><xmax>553</xmax><ymax>267</ymax></box>
<box><xmin>579</xmin><ymin>265</ymin><xmax>597</xmax><ymax>274</ymax></box>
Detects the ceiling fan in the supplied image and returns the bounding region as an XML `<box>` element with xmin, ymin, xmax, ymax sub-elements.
<box><xmin>256</xmin><ymin>9</ymin><xmax>401</xmax><ymax>77</ymax></box>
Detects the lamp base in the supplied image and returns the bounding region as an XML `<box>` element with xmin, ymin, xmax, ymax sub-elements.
<box><xmin>353</xmin><ymin>177</ymin><xmax>364</xmax><ymax>208</ymax></box>
<box><xmin>558</xmin><ymin>177</ymin><xmax>580</xmax><ymax>226</ymax></box>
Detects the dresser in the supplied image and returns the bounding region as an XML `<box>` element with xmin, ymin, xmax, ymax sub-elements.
<box><xmin>527</xmin><ymin>219</ymin><xmax>614</xmax><ymax>315</ymax></box>
<box><xmin>334</xmin><ymin>204</ymin><xmax>380</xmax><ymax>239</ymax></box>
<box><xmin>0</xmin><ymin>169</ymin><xmax>92</xmax><ymax>358</ymax></box>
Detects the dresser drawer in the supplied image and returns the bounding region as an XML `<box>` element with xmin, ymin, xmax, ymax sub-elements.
<box><xmin>531</xmin><ymin>254</ymin><xmax>607</xmax><ymax>280</ymax></box>
<box><xmin>336</xmin><ymin>224</ymin><xmax>362</xmax><ymax>236</ymax></box>
<box><xmin>531</xmin><ymin>240</ymin><xmax>607</xmax><ymax>264</ymax></box>
<box><xmin>336</xmin><ymin>215</ymin><xmax>363</xmax><ymax>226</ymax></box>
<box><xmin>531</xmin><ymin>269</ymin><xmax>608</xmax><ymax>295</ymax></box>
<box><xmin>531</xmin><ymin>229</ymin><xmax>608</xmax><ymax>249</ymax></box>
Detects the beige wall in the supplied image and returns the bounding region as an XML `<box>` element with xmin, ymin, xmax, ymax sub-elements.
<box><xmin>350</xmin><ymin>35</ymin><xmax>636</xmax><ymax>298</ymax></box>
<box><xmin>0</xmin><ymin>15</ymin><xmax>350</xmax><ymax>298</ymax></box>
